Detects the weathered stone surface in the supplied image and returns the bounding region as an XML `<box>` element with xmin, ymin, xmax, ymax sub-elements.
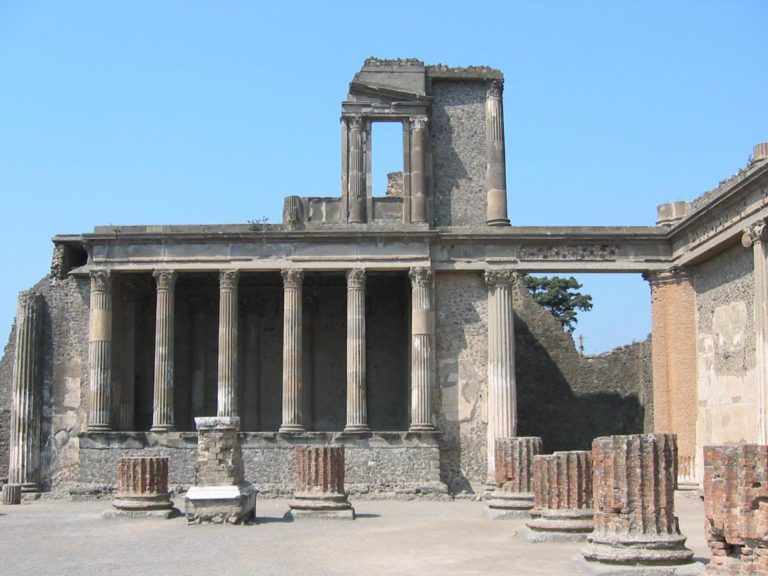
<box><xmin>289</xmin><ymin>445</ymin><xmax>354</xmax><ymax>519</ymax></box>
<box><xmin>111</xmin><ymin>456</ymin><xmax>172</xmax><ymax>513</ymax></box>
<box><xmin>487</xmin><ymin>436</ymin><xmax>542</xmax><ymax>518</ymax></box>
<box><xmin>1</xmin><ymin>483</ymin><xmax>21</xmax><ymax>505</ymax></box>
<box><xmin>583</xmin><ymin>434</ymin><xmax>694</xmax><ymax>567</ymax></box>
<box><xmin>184</xmin><ymin>417</ymin><xmax>256</xmax><ymax>525</ymax></box>
<box><xmin>703</xmin><ymin>444</ymin><xmax>768</xmax><ymax>575</ymax></box>
<box><xmin>526</xmin><ymin>450</ymin><xmax>593</xmax><ymax>541</ymax></box>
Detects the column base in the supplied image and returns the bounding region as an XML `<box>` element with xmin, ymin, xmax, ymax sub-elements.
<box><xmin>279</xmin><ymin>425</ymin><xmax>306</xmax><ymax>434</ymax></box>
<box><xmin>288</xmin><ymin>493</ymin><xmax>355</xmax><ymax>520</ymax></box>
<box><xmin>486</xmin><ymin>218</ymin><xmax>511</xmax><ymax>226</ymax></box>
<box><xmin>344</xmin><ymin>424</ymin><xmax>370</xmax><ymax>433</ymax></box>
<box><xmin>409</xmin><ymin>424</ymin><xmax>435</xmax><ymax>432</ymax></box>
<box><xmin>486</xmin><ymin>490</ymin><xmax>535</xmax><ymax>519</ymax></box>
<box><xmin>87</xmin><ymin>424</ymin><xmax>112</xmax><ymax>432</ymax></box>
<box><xmin>583</xmin><ymin>533</ymin><xmax>695</xmax><ymax>566</ymax></box>
<box><xmin>525</xmin><ymin>509</ymin><xmax>594</xmax><ymax>542</ymax></box>
<box><xmin>150</xmin><ymin>425</ymin><xmax>175</xmax><ymax>433</ymax></box>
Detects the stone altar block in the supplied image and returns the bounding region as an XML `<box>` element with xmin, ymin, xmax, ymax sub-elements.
<box><xmin>703</xmin><ymin>444</ymin><xmax>768</xmax><ymax>575</ymax></box>
<box><xmin>288</xmin><ymin>445</ymin><xmax>355</xmax><ymax>520</ymax></box>
<box><xmin>526</xmin><ymin>450</ymin><xmax>593</xmax><ymax>542</ymax></box>
<box><xmin>581</xmin><ymin>434</ymin><xmax>700</xmax><ymax>575</ymax></box>
<box><xmin>184</xmin><ymin>417</ymin><xmax>256</xmax><ymax>524</ymax></box>
<box><xmin>108</xmin><ymin>456</ymin><xmax>173</xmax><ymax>518</ymax></box>
<box><xmin>486</xmin><ymin>436</ymin><xmax>542</xmax><ymax>519</ymax></box>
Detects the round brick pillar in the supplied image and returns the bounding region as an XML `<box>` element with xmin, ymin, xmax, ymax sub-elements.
<box><xmin>112</xmin><ymin>456</ymin><xmax>173</xmax><ymax>512</ymax></box>
<box><xmin>526</xmin><ymin>451</ymin><xmax>593</xmax><ymax>541</ymax></box>
<box><xmin>583</xmin><ymin>434</ymin><xmax>694</xmax><ymax>566</ymax></box>
<box><xmin>289</xmin><ymin>446</ymin><xmax>354</xmax><ymax>519</ymax></box>
<box><xmin>487</xmin><ymin>436</ymin><xmax>542</xmax><ymax>518</ymax></box>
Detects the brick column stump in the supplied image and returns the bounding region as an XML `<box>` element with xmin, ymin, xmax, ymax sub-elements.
<box><xmin>704</xmin><ymin>444</ymin><xmax>768</xmax><ymax>575</ymax></box>
<box><xmin>1</xmin><ymin>484</ymin><xmax>22</xmax><ymax>505</ymax></box>
<box><xmin>525</xmin><ymin>451</ymin><xmax>593</xmax><ymax>542</ymax></box>
<box><xmin>581</xmin><ymin>434</ymin><xmax>699</xmax><ymax>572</ymax></box>
<box><xmin>486</xmin><ymin>436</ymin><xmax>542</xmax><ymax>519</ymax></box>
<box><xmin>288</xmin><ymin>445</ymin><xmax>355</xmax><ymax>520</ymax></box>
<box><xmin>184</xmin><ymin>417</ymin><xmax>257</xmax><ymax>524</ymax></box>
<box><xmin>107</xmin><ymin>456</ymin><xmax>173</xmax><ymax>518</ymax></box>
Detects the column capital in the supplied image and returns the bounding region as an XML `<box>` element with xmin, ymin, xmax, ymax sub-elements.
<box><xmin>642</xmin><ymin>267</ymin><xmax>692</xmax><ymax>286</ymax></box>
<box><xmin>281</xmin><ymin>268</ymin><xmax>304</xmax><ymax>289</ymax></box>
<box><xmin>90</xmin><ymin>269</ymin><xmax>112</xmax><ymax>293</ymax></box>
<box><xmin>153</xmin><ymin>270</ymin><xmax>177</xmax><ymax>291</ymax></box>
<box><xmin>346</xmin><ymin>268</ymin><xmax>366</xmax><ymax>290</ymax></box>
<box><xmin>410</xmin><ymin>115</ymin><xmax>429</xmax><ymax>131</ymax></box>
<box><xmin>219</xmin><ymin>269</ymin><xmax>240</xmax><ymax>289</ymax></box>
<box><xmin>487</xmin><ymin>79</ymin><xmax>504</xmax><ymax>99</ymax></box>
<box><xmin>349</xmin><ymin>115</ymin><xmax>364</xmax><ymax>130</ymax></box>
<box><xmin>741</xmin><ymin>219</ymin><xmax>768</xmax><ymax>248</ymax></box>
<box><xmin>409</xmin><ymin>267</ymin><xmax>433</xmax><ymax>288</ymax></box>
<box><xmin>484</xmin><ymin>269</ymin><xmax>517</xmax><ymax>287</ymax></box>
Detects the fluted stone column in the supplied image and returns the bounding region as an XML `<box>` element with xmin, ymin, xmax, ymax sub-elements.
<box><xmin>743</xmin><ymin>221</ymin><xmax>768</xmax><ymax>445</ymax></box>
<box><xmin>9</xmin><ymin>291</ymin><xmax>43</xmax><ymax>491</ymax></box>
<box><xmin>485</xmin><ymin>79</ymin><xmax>510</xmax><ymax>226</ymax></box>
<box><xmin>348</xmin><ymin>116</ymin><xmax>366</xmax><ymax>223</ymax></box>
<box><xmin>280</xmin><ymin>269</ymin><xmax>305</xmax><ymax>433</ymax></box>
<box><xmin>410</xmin><ymin>116</ymin><xmax>428</xmax><ymax>224</ymax></box>
<box><xmin>484</xmin><ymin>270</ymin><xmax>517</xmax><ymax>483</ymax></box>
<box><xmin>110</xmin><ymin>456</ymin><xmax>173</xmax><ymax>517</ymax></box>
<box><xmin>1</xmin><ymin>484</ymin><xmax>21</xmax><ymax>505</ymax></box>
<box><xmin>151</xmin><ymin>270</ymin><xmax>176</xmax><ymax>432</ymax></box>
<box><xmin>487</xmin><ymin>436</ymin><xmax>542</xmax><ymax>519</ymax></box>
<box><xmin>526</xmin><ymin>451</ymin><xmax>593</xmax><ymax>542</ymax></box>
<box><xmin>88</xmin><ymin>270</ymin><xmax>112</xmax><ymax>431</ymax></box>
<box><xmin>118</xmin><ymin>292</ymin><xmax>136</xmax><ymax>430</ymax></box>
<box><xmin>583</xmin><ymin>434</ymin><xmax>694</xmax><ymax>567</ymax></box>
<box><xmin>345</xmin><ymin>269</ymin><xmax>368</xmax><ymax>432</ymax></box>
<box><xmin>218</xmin><ymin>269</ymin><xmax>239</xmax><ymax>418</ymax></box>
<box><xmin>409</xmin><ymin>267</ymin><xmax>435</xmax><ymax>431</ymax></box>
<box><xmin>288</xmin><ymin>445</ymin><xmax>355</xmax><ymax>519</ymax></box>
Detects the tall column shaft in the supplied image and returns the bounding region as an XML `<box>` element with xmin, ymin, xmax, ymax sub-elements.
<box><xmin>410</xmin><ymin>116</ymin><xmax>428</xmax><ymax>224</ymax></box>
<box><xmin>217</xmin><ymin>270</ymin><xmax>239</xmax><ymax>418</ymax></box>
<box><xmin>345</xmin><ymin>269</ymin><xmax>368</xmax><ymax>432</ymax></box>
<box><xmin>743</xmin><ymin>222</ymin><xmax>768</xmax><ymax>444</ymax></box>
<box><xmin>9</xmin><ymin>291</ymin><xmax>43</xmax><ymax>490</ymax></box>
<box><xmin>119</xmin><ymin>295</ymin><xmax>136</xmax><ymax>429</ymax></box>
<box><xmin>485</xmin><ymin>270</ymin><xmax>517</xmax><ymax>482</ymax></box>
<box><xmin>280</xmin><ymin>269</ymin><xmax>304</xmax><ymax>432</ymax></box>
<box><xmin>645</xmin><ymin>268</ymin><xmax>698</xmax><ymax>480</ymax></box>
<box><xmin>348</xmin><ymin>116</ymin><xmax>366</xmax><ymax>223</ymax></box>
<box><xmin>243</xmin><ymin>302</ymin><xmax>261</xmax><ymax>431</ymax></box>
<box><xmin>485</xmin><ymin>79</ymin><xmax>510</xmax><ymax>226</ymax></box>
<box><xmin>409</xmin><ymin>267</ymin><xmax>435</xmax><ymax>431</ymax></box>
<box><xmin>151</xmin><ymin>270</ymin><xmax>176</xmax><ymax>431</ymax></box>
<box><xmin>88</xmin><ymin>270</ymin><xmax>113</xmax><ymax>431</ymax></box>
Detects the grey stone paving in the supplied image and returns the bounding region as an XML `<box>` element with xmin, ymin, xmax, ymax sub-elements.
<box><xmin>0</xmin><ymin>493</ymin><xmax>708</xmax><ymax>576</ymax></box>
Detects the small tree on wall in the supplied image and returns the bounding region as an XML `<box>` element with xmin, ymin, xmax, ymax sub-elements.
<box><xmin>522</xmin><ymin>275</ymin><xmax>593</xmax><ymax>332</ymax></box>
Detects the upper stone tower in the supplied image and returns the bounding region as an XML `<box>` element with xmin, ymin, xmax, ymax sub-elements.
<box><xmin>283</xmin><ymin>58</ymin><xmax>509</xmax><ymax>228</ymax></box>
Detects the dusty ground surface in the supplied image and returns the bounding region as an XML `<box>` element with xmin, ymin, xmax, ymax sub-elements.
<box><xmin>0</xmin><ymin>493</ymin><xmax>708</xmax><ymax>576</ymax></box>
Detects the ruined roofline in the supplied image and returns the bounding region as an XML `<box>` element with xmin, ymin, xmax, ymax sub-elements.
<box><xmin>426</xmin><ymin>64</ymin><xmax>503</xmax><ymax>81</ymax></box>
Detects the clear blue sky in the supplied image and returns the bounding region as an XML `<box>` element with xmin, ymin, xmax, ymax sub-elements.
<box><xmin>1</xmin><ymin>0</ymin><xmax>766</xmax><ymax>354</ymax></box>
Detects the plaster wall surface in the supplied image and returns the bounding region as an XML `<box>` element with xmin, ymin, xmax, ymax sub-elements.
<box><xmin>431</xmin><ymin>82</ymin><xmax>487</xmax><ymax>227</ymax></box>
<box><xmin>694</xmin><ymin>245</ymin><xmax>756</xmax><ymax>453</ymax></box>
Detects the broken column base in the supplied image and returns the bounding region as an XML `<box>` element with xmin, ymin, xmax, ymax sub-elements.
<box><xmin>1</xmin><ymin>484</ymin><xmax>22</xmax><ymax>505</ymax></box>
<box><xmin>287</xmin><ymin>493</ymin><xmax>355</xmax><ymax>520</ymax></box>
<box><xmin>574</xmin><ymin>557</ymin><xmax>704</xmax><ymax>576</ymax></box>
<box><xmin>525</xmin><ymin>509</ymin><xmax>594</xmax><ymax>542</ymax></box>
<box><xmin>184</xmin><ymin>483</ymin><xmax>257</xmax><ymax>525</ymax></box>
<box><xmin>580</xmin><ymin>534</ymin><xmax>700</xmax><ymax>574</ymax></box>
<box><xmin>103</xmin><ymin>508</ymin><xmax>176</xmax><ymax>520</ymax></box>
<box><xmin>485</xmin><ymin>491</ymin><xmax>535</xmax><ymax>520</ymax></box>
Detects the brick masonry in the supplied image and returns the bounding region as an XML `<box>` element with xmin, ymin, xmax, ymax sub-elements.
<box><xmin>703</xmin><ymin>444</ymin><xmax>768</xmax><ymax>575</ymax></box>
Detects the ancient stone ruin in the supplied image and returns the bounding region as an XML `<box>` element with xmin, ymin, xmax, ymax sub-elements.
<box><xmin>108</xmin><ymin>456</ymin><xmax>173</xmax><ymax>518</ymax></box>
<box><xmin>288</xmin><ymin>445</ymin><xmax>354</xmax><ymax>520</ymax></box>
<box><xmin>486</xmin><ymin>436</ymin><xmax>542</xmax><ymax>519</ymax></box>
<box><xmin>704</xmin><ymin>444</ymin><xmax>768</xmax><ymax>575</ymax></box>
<box><xmin>526</xmin><ymin>450</ymin><xmax>593</xmax><ymax>542</ymax></box>
<box><xmin>184</xmin><ymin>417</ymin><xmax>256</xmax><ymax>524</ymax></box>
<box><xmin>0</xmin><ymin>59</ymin><xmax>765</xmax><ymax>513</ymax></box>
<box><xmin>582</xmin><ymin>434</ymin><xmax>695</xmax><ymax>569</ymax></box>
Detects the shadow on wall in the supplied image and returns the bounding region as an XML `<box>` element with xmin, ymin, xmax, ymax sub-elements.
<box><xmin>514</xmin><ymin>285</ymin><xmax>649</xmax><ymax>451</ymax></box>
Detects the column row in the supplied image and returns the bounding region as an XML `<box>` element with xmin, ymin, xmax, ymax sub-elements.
<box><xmin>86</xmin><ymin>267</ymin><xmax>440</xmax><ymax>433</ymax></box>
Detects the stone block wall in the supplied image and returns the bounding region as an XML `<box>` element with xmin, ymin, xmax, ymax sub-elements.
<box><xmin>430</xmin><ymin>81</ymin><xmax>487</xmax><ymax>227</ymax></box>
<box><xmin>695</xmin><ymin>245</ymin><xmax>756</xmax><ymax>477</ymax></box>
